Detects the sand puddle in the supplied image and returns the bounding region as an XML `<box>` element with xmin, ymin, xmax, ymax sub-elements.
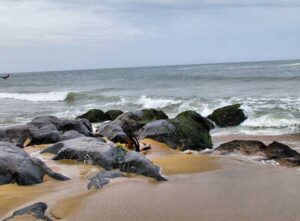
<box><xmin>152</xmin><ymin>154</ymin><xmax>219</xmax><ymax>175</ymax></box>
<box><xmin>142</xmin><ymin>139</ymin><xmax>219</xmax><ymax>174</ymax></box>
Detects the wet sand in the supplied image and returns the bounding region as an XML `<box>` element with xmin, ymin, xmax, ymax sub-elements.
<box><xmin>65</xmin><ymin>159</ymin><xmax>300</xmax><ymax>221</ymax></box>
<box><xmin>1</xmin><ymin>138</ymin><xmax>300</xmax><ymax>221</ymax></box>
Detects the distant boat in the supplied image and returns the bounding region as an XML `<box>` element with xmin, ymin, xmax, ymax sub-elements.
<box><xmin>0</xmin><ymin>74</ymin><xmax>10</xmax><ymax>80</ymax></box>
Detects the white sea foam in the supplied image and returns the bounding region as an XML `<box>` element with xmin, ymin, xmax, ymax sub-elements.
<box><xmin>0</xmin><ymin>91</ymin><xmax>69</xmax><ymax>102</ymax></box>
<box><xmin>136</xmin><ymin>95</ymin><xmax>182</xmax><ymax>109</ymax></box>
<box><xmin>242</xmin><ymin>114</ymin><xmax>300</xmax><ymax>128</ymax></box>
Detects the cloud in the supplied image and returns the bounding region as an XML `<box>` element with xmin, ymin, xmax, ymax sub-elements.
<box><xmin>0</xmin><ymin>0</ymin><xmax>147</xmax><ymax>47</ymax></box>
<box><xmin>1</xmin><ymin>0</ymin><xmax>299</xmax><ymax>48</ymax></box>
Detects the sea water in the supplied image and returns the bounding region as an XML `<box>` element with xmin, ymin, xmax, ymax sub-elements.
<box><xmin>0</xmin><ymin>59</ymin><xmax>299</xmax><ymax>136</ymax></box>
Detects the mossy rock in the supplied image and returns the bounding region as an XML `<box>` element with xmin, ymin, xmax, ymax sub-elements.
<box><xmin>77</xmin><ymin>109</ymin><xmax>109</xmax><ymax>123</ymax></box>
<box><xmin>105</xmin><ymin>110</ymin><xmax>124</xmax><ymax>121</ymax></box>
<box><xmin>139</xmin><ymin>109</ymin><xmax>168</xmax><ymax>123</ymax></box>
<box><xmin>208</xmin><ymin>104</ymin><xmax>247</xmax><ymax>127</ymax></box>
<box><xmin>171</xmin><ymin>111</ymin><xmax>213</xmax><ymax>151</ymax></box>
<box><xmin>176</xmin><ymin>110</ymin><xmax>214</xmax><ymax>130</ymax></box>
<box><xmin>138</xmin><ymin>110</ymin><xmax>213</xmax><ymax>151</ymax></box>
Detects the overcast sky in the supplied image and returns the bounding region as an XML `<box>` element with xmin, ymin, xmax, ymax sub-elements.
<box><xmin>1</xmin><ymin>0</ymin><xmax>300</xmax><ymax>73</ymax></box>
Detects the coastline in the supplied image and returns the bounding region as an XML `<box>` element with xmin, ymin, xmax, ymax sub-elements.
<box><xmin>1</xmin><ymin>136</ymin><xmax>300</xmax><ymax>221</ymax></box>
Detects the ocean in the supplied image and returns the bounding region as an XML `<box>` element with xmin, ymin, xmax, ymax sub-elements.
<box><xmin>0</xmin><ymin>59</ymin><xmax>299</xmax><ymax>136</ymax></box>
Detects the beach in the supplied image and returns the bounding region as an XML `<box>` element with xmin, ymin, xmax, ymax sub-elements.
<box><xmin>1</xmin><ymin>135</ymin><xmax>300</xmax><ymax>221</ymax></box>
<box><xmin>0</xmin><ymin>60</ymin><xmax>299</xmax><ymax>221</ymax></box>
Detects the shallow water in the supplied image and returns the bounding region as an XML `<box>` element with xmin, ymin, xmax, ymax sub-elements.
<box><xmin>0</xmin><ymin>59</ymin><xmax>299</xmax><ymax>135</ymax></box>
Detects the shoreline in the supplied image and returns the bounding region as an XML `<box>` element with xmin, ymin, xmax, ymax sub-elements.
<box><xmin>1</xmin><ymin>136</ymin><xmax>300</xmax><ymax>220</ymax></box>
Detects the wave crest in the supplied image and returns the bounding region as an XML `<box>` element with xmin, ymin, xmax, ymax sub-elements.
<box><xmin>136</xmin><ymin>95</ymin><xmax>182</xmax><ymax>109</ymax></box>
<box><xmin>0</xmin><ymin>91</ymin><xmax>70</xmax><ymax>102</ymax></box>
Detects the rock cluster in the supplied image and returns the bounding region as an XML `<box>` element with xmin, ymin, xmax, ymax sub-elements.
<box><xmin>216</xmin><ymin>140</ymin><xmax>300</xmax><ymax>167</ymax></box>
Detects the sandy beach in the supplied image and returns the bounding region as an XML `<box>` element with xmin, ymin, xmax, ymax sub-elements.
<box><xmin>1</xmin><ymin>136</ymin><xmax>300</xmax><ymax>221</ymax></box>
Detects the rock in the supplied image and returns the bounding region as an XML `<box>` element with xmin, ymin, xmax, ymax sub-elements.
<box><xmin>0</xmin><ymin>142</ymin><xmax>69</xmax><ymax>185</ymax></box>
<box><xmin>41</xmin><ymin>137</ymin><xmax>166</xmax><ymax>181</ymax></box>
<box><xmin>77</xmin><ymin>109</ymin><xmax>109</xmax><ymax>123</ymax></box>
<box><xmin>97</xmin><ymin>109</ymin><xmax>168</xmax><ymax>143</ymax></box>
<box><xmin>2</xmin><ymin>202</ymin><xmax>52</xmax><ymax>221</ymax></box>
<box><xmin>216</xmin><ymin>140</ymin><xmax>267</xmax><ymax>155</ymax></box>
<box><xmin>265</xmin><ymin>142</ymin><xmax>300</xmax><ymax>167</ymax></box>
<box><xmin>30</xmin><ymin>116</ymin><xmax>93</xmax><ymax>136</ymax></box>
<box><xmin>0</xmin><ymin>116</ymin><xmax>93</xmax><ymax>147</ymax></box>
<box><xmin>215</xmin><ymin>140</ymin><xmax>300</xmax><ymax>167</ymax></box>
<box><xmin>208</xmin><ymin>104</ymin><xmax>247</xmax><ymax>127</ymax></box>
<box><xmin>87</xmin><ymin>170</ymin><xmax>125</xmax><ymax>189</ymax></box>
<box><xmin>138</xmin><ymin>110</ymin><xmax>213</xmax><ymax>151</ymax></box>
<box><xmin>105</xmin><ymin>110</ymin><xmax>124</xmax><ymax>121</ymax></box>
<box><xmin>60</xmin><ymin>130</ymin><xmax>84</xmax><ymax>141</ymax></box>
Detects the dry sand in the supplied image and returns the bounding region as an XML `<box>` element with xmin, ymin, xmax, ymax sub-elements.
<box><xmin>1</xmin><ymin>138</ymin><xmax>300</xmax><ymax>221</ymax></box>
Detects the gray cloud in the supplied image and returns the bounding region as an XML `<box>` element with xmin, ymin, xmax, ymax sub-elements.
<box><xmin>0</xmin><ymin>0</ymin><xmax>299</xmax><ymax>72</ymax></box>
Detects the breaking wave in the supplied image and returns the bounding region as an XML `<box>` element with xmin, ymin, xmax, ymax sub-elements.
<box><xmin>0</xmin><ymin>91</ymin><xmax>70</xmax><ymax>102</ymax></box>
<box><xmin>136</xmin><ymin>95</ymin><xmax>182</xmax><ymax>109</ymax></box>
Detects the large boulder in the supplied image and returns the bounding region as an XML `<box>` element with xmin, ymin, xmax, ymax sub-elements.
<box><xmin>60</xmin><ymin>130</ymin><xmax>85</xmax><ymax>141</ymax></box>
<box><xmin>216</xmin><ymin>140</ymin><xmax>267</xmax><ymax>155</ymax></box>
<box><xmin>138</xmin><ymin>110</ymin><xmax>213</xmax><ymax>151</ymax></box>
<box><xmin>30</xmin><ymin>116</ymin><xmax>93</xmax><ymax>136</ymax></box>
<box><xmin>41</xmin><ymin>137</ymin><xmax>166</xmax><ymax>181</ymax></box>
<box><xmin>97</xmin><ymin>109</ymin><xmax>168</xmax><ymax>143</ymax></box>
<box><xmin>3</xmin><ymin>202</ymin><xmax>52</xmax><ymax>221</ymax></box>
<box><xmin>265</xmin><ymin>142</ymin><xmax>300</xmax><ymax>167</ymax></box>
<box><xmin>208</xmin><ymin>104</ymin><xmax>247</xmax><ymax>127</ymax></box>
<box><xmin>0</xmin><ymin>142</ymin><xmax>69</xmax><ymax>185</ymax></box>
<box><xmin>76</xmin><ymin>109</ymin><xmax>109</xmax><ymax>123</ymax></box>
<box><xmin>105</xmin><ymin>110</ymin><xmax>124</xmax><ymax>121</ymax></box>
<box><xmin>0</xmin><ymin>116</ymin><xmax>93</xmax><ymax>147</ymax></box>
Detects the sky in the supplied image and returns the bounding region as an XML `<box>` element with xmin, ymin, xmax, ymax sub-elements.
<box><xmin>0</xmin><ymin>0</ymin><xmax>300</xmax><ymax>73</ymax></box>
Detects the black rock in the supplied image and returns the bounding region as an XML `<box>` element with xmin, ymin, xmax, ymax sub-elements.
<box><xmin>87</xmin><ymin>170</ymin><xmax>125</xmax><ymax>189</ymax></box>
<box><xmin>265</xmin><ymin>142</ymin><xmax>300</xmax><ymax>167</ymax></box>
<box><xmin>77</xmin><ymin>109</ymin><xmax>109</xmax><ymax>123</ymax></box>
<box><xmin>138</xmin><ymin>110</ymin><xmax>213</xmax><ymax>151</ymax></box>
<box><xmin>41</xmin><ymin>137</ymin><xmax>166</xmax><ymax>181</ymax></box>
<box><xmin>208</xmin><ymin>104</ymin><xmax>247</xmax><ymax>127</ymax></box>
<box><xmin>0</xmin><ymin>116</ymin><xmax>93</xmax><ymax>147</ymax></box>
<box><xmin>60</xmin><ymin>130</ymin><xmax>84</xmax><ymax>141</ymax></box>
<box><xmin>0</xmin><ymin>142</ymin><xmax>69</xmax><ymax>186</ymax></box>
<box><xmin>97</xmin><ymin>109</ymin><xmax>168</xmax><ymax>143</ymax></box>
<box><xmin>216</xmin><ymin>140</ymin><xmax>267</xmax><ymax>155</ymax></box>
<box><xmin>2</xmin><ymin>202</ymin><xmax>52</xmax><ymax>221</ymax></box>
<box><xmin>105</xmin><ymin>110</ymin><xmax>124</xmax><ymax>121</ymax></box>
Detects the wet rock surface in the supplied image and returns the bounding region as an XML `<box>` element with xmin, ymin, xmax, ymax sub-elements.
<box><xmin>88</xmin><ymin>170</ymin><xmax>125</xmax><ymax>189</ymax></box>
<box><xmin>77</xmin><ymin>109</ymin><xmax>109</xmax><ymax>123</ymax></box>
<box><xmin>265</xmin><ymin>141</ymin><xmax>300</xmax><ymax>167</ymax></box>
<box><xmin>42</xmin><ymin>137</ymin><xmax>166</xmax><ymax>181</ymax></box>
<box><xmin>208</xmin><ymin>104</ymin><xmax>247</xmax><ymax>127</ymax></box>
<box><xmin>0</xmin><ymin>116</ymin><xmax>93</xmax><ymax>147</ymax></box>
<box><xmin>0</xmin><ymin>141</ymin><xmax>69</xmax><ymax>186</ymax></box>
<box><xmin>105</xmin><ymin>110</ymin><xmax>124</xmax><ymax>121</ymax></box>
<box><xmin>97</xmin><ymin>109</ymin><xmax>168</xmax><ymax>143</ymax></box>
<box><xmin>2</xmin><ymin>202</ymin><xmax>52</xmax><ymax>221</ymax></box>
<box><xmin>216</xmin><ymin>140</ymin><xmax>267</xmax><ymax>155</ymax></box>
<box><xmin>215</xmin><ymin>140</ymin><xmax>300</xmax><ymax>167</ymax></box>
<box><xmin>138</xmin><ymin>111</ymin><xmax>213</xmax><ymax>151</ymax></box>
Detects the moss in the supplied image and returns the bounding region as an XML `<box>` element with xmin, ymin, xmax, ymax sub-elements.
<box><xmin>77</xmin><ymin>109</ymin><xmax>109</xmax><ymax>123</ymax></box>
<box><xmin>141</xmin><ymin>109</ymin><xmax>168</xmax><ymax>121</ymax></box>
<box><xmin>171</xmin><ymin>112</ymin><xmax>213</xmax><ymax>151</ymax></box>
<box><xmin>105</xmin><ymin>110</ymin><xmax>124</xmax><ymax>121</ymax></box>
<box><xmin>208</xmin><ymin>104</ymin><xmax>247</xmax><ymax>127</ymax></box>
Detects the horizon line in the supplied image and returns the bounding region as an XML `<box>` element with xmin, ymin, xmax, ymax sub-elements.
<box><xmin>5</xmin><ymin>57</ymin><xmax>300</xmax><ymax>75</ymax></box>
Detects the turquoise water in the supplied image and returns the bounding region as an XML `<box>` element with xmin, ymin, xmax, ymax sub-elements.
<box><xmin>0</xmin><ymin>59</ymin><xmax>299</xmax><ymax>135</ymax></box>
